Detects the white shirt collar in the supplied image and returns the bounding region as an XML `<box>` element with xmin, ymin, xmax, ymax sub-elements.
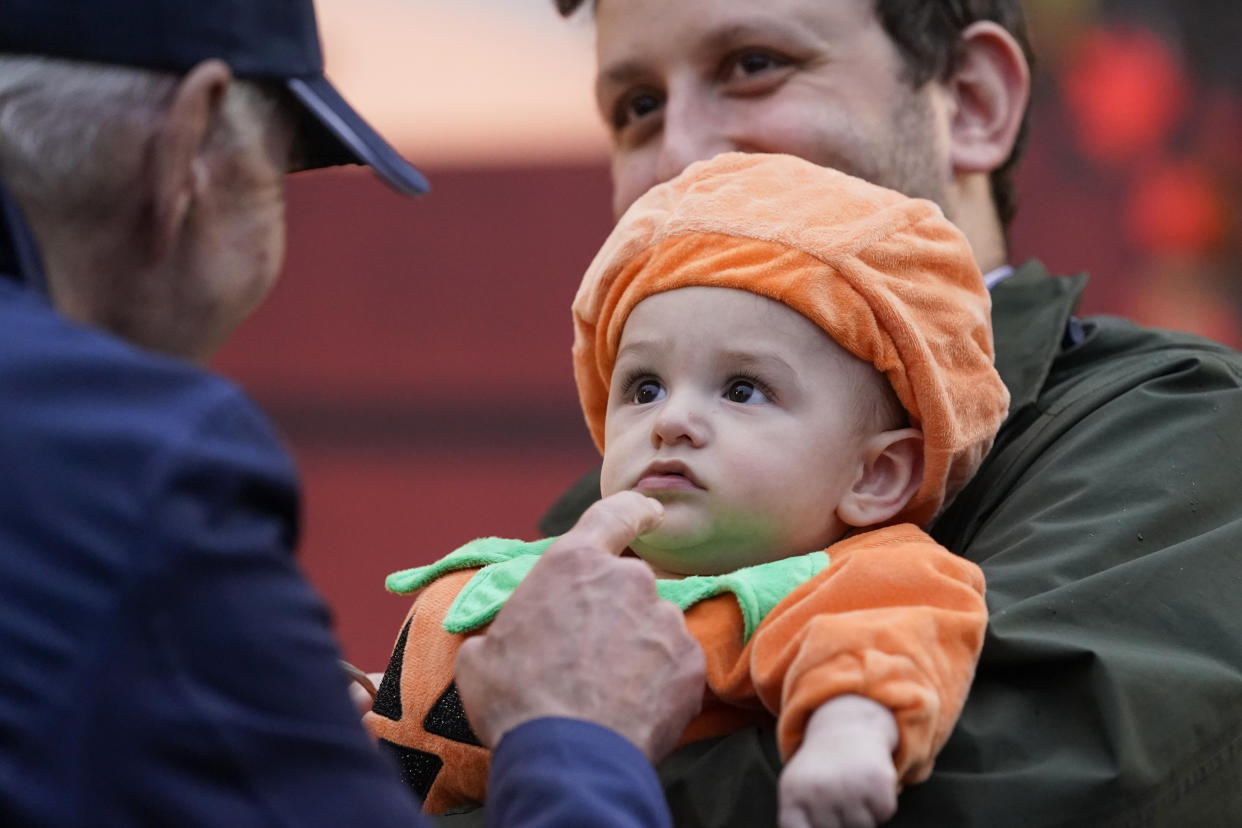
<box><xmin>983</xmin><ymin>264</ymin><xmax>1015</xmax><ymax>291</ymax></box>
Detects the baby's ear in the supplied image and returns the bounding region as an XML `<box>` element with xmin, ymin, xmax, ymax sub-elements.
<box><xmin>837</xmin><ymin>428</ymin><xmax>924</xmax><ymax>528</ymax></box>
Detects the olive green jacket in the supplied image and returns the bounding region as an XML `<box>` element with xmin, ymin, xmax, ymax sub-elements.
<box><xmin>440</xmin><ymin>261</ymin><xmax>1242</xmax><ymax>828</ymax></box>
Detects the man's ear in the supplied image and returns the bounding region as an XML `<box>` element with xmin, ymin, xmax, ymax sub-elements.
<box><xmin>837</xmin><ymin>428</ymin><xmax>924</xmax><ymax>528</ymax></box>
<box><xmin>945</xmin><ymin>21</ymin><xmax>1030</xmax><ymax>175</ymax></box>
<box><xmin>147</xmin><ymin>59</ymin><xmax>233</xmax><ymax>264</ymax></box>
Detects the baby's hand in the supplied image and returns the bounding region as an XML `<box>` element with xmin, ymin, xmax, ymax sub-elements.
<box><xmin>778</xmin><ymin>695</ymin><xmax>899</xmax><ymax>828</ymax></box>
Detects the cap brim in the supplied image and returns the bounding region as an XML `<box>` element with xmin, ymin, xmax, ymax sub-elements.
<box><xmin>287</xmin><ymin>76</ymin><xmax>429</xmax><ymax>196</ymax></box>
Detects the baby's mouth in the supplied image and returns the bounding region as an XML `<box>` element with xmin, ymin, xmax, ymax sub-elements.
<box><xmin>635</xmin><ymin>461</ymin><xmax>704</xmax><ymax>492</ymax></box>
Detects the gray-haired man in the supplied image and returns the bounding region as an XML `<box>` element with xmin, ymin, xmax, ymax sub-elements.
<box><xmin>0</xmin><ymin>2</ymin><xmax>702</xmax><ymax>825</ymax></box>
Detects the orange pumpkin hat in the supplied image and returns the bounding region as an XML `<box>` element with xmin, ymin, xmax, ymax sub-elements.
<box><xmin>572</xmin><ymin>153</ymin><xmax>1010</xmax><ymax>526</ymax></box>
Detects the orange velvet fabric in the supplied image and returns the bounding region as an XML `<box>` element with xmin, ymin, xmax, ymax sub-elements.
<box><xmin>364</xmin><ymin>524</ymin><xmax>985</xmax><ymax>813</ymax></box>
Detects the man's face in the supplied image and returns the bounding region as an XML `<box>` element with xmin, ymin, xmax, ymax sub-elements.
<box><xmin>599</xmin><ymin>287</ymin><xmax>881</xmax><ymax>577</ymax></box>
<box><xmin>594</xmin><ymin>0</ymin><xmax>953</xmax><ymax>218</ymax></box>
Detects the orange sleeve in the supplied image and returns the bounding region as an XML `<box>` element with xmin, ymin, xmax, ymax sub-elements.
<box><xmin>748</xmin><ymin>524</ymin><xmax>986</xmax><ymax>784</ymax></box>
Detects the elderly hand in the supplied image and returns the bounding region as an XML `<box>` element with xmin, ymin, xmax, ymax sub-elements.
<box><xmin>778</xmin><ymin>695</ymin><xmax>900</xmax><ymax>828</ymax></box>
<box><xmin>454</xmin><ymin>491</ymin><xmax>705</xmax><ymax>761</ymax></box>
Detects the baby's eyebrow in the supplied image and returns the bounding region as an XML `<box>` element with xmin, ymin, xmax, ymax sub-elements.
<box><xmin>718</xmin><ymin>349</ymin><xmax>795</xmax><ymax>376</ymax></box>
<box><xmin>615</xmin><ymin>338</ymin><xmax>667</xmax><ymax>360</ymax></box>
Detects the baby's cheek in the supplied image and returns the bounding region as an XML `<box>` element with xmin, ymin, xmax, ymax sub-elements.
<box><xmin>726</xmin><ymin>471</ymin><xmax>789</xmax><ymax>516</ymax></box>
<box><xmin>598</xmin><ymin>451</ymin><xmax>626</xmax><ymax>497</ymax></box>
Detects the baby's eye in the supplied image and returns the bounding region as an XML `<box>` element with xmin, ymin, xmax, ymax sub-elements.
<box><xmin>725</xmin><ymin>380</ymin><xmax>770</xmax><ymax>404</ymax></box>
<box><xmin>632</xmin><ymin>379</ymin><xmax>666</xmax><ymax>405</ymax></box>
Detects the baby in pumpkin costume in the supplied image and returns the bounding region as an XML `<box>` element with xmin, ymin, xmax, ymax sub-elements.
<box><xmin>364</xmin><ymin>153</ymin><xmax>1010</xmax><ymax>824</ymax></box>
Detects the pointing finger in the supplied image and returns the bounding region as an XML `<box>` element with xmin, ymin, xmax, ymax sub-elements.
<box><xmin>558</xmin><ymin>491</ymin><xmax>665</xmax><ymax>557</ymax></box>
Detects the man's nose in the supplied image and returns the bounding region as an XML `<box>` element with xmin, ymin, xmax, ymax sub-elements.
<box><xmin>651</xmin><ymin>393</ymin><xmax>709</xmax><ymax>448</ymax></box>
<box><xmin>655</xmin><ymin>85</ymin><xmax>732</xmax><ymax>184</ymax></box>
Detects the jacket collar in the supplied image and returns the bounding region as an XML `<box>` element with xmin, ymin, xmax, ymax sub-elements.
<box><xmin>0</xmin><ymin>174</ymin><xmax>50</xmax><ymax>298</ymax></box>
<box><xmin>989</xmin><ymin>260</ymin><xmax>1087</xmax><ymax>416</ymax></box>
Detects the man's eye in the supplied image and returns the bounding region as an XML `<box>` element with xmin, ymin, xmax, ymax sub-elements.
<box><xmin>633</xmin><ymin>379</ymin><xmax>666</xmax><ymax>405</ymax></box>
<box><xmin>613</xmin><ymin>89</ymin><xmax>664</xmax><ymax>130</ymax></box>
<box><xmin>725</xmin><ymin>380</ymin><xmax>769</xmax><ymax>404</ymax></box>
<box><xmin>723</xmin><ymin>50</ymin><xmax>788</xmax><ymax>81</ymax></box>
<box><xmin>739</xmin><ymin>53</ymin><xmax>776</xmax><ymax>74</ymax></box>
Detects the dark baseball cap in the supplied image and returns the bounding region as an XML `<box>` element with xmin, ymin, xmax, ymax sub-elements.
<box><xmin>0</xmin><ymin>0</ymin><xmax>429</xmax><ymax>196</ymax></box>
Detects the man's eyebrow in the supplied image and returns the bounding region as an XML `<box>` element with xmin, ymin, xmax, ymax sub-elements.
<box><xmin>596</xmin><ymin>18</ymin><xmax>810</xmax><ymax>97</ymax></box>
<box><xmin>699</xmin><ymin>19</ymin><xmax>811</xmax><ymax>54</ymax></box>
<box><xmin>596</xmin><ymin>58</ymin><xmax>648</xmax><ymax>99</ymax></box>
<box><xmin>596</xmin><ymin>56</ymin><xmax>645</xmax><ymax>88</ymax></box>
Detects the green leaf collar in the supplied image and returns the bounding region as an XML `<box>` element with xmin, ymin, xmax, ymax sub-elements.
<box><xmin>386</xmin><ymin>536</ymin><xmax>829</xmax><ymax>643</ymax></box>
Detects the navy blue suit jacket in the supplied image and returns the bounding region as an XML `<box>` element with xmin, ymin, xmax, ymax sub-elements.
<box><xmin>0</xmin><ymin>181</ymin><xmax>668</xmax><ymax>827</ymax></box>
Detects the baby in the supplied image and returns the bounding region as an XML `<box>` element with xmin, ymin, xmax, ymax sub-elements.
<box><xmin>364</xmin><ymin>152</ymin><xmax>1010</xmax><ymax>827</ymax></box>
